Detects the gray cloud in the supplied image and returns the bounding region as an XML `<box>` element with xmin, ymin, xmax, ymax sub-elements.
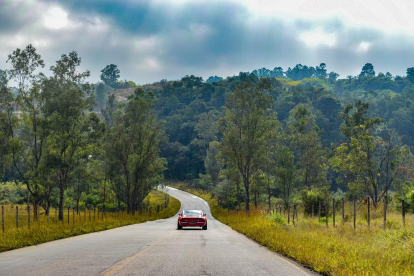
<box><xmin>0</xmin><ymin>0</ymin><xmax>413</xmax><ymax>84</ymax></box>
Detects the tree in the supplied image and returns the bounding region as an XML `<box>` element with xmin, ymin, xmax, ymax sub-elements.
<box><xmin>287</xmin><ymin>105</ymin><xmax>327</xmax><ymax>190</ymax></box>
<box><xmin>204</xmin><ymin>140</ymin><xmax>223</xmax><ymax>184</ymax></box>
<box><xmin>271</xmin><ymin>67</ymin><xmax>284</xmax><ymax>78</ymax></box>
<box><xmin>328</xmin><ymin>71</ymin><xmax>339</xmax><ymax>82</ymax></box>
<box><xmin>42</xmin><ymin>51</ymin><xmax>99</xmax><ymax>220</ymax></box>
<box><xmin>100</xmin><ymin>64</ymin><xmax>120</xmax><ymax>86</ymax></box>
<box><xmin>331</xmin><ymin>127</ymin><xmax>405</xmax><ymax>207</ymax></box>
<box><xmin>315</xmin><ymin>63</ymin><xmax>327</xmax><ymax>79</ymax></box>
<box><xmin>4</xmin><ymin>44</ymin><xmax>49</xmax><ymax>219</ymax></box>
<box><xmin>339</xmin><ymin>100</ymin><xmax>383</xmax><ymax>139</ymax></box>
<box><xmin>359</xmin><ymin>63</ymin><xmax>375</xmax><ymax>78</ymax></box>
<box><xmin>275</xmin><ymin>146</ymin><xmax>296</xmax><ymax>208</ymax></box>
<box><xmin>219</xmin><ymin>79</ymin><xmax>278</xmax><ymax>212</ymax></box>
<box><xmin>106</xmin><ymin>88</ymin><xmax>166</xmax><ymax>213</ymax></box>
<box><xmin>406</xmin><ymin>67</ymin><xmax>414</xmax><ymax>83</ymax></box>
<box><xmin>95</xmin><ymin>82</ymin><xmax>112</xmax><ymax>109</ymax></box>
<box><xmin>206</xmin><ymin>76</ymin><xmax>223</xmax><ymax>83</ymax></box>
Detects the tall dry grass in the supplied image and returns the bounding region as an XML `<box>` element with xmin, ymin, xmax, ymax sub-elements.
<box><xmin>0</xmin><ymin>190</ymin><xmax>180</xmax><ymax>252</ymax></box>
<box><xmin>172</xmin><ymin>184</ymin><xmax>414</xmax><ymax>275</ymax></box>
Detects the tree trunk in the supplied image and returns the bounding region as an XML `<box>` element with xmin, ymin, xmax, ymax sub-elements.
<box><xmin>254</xmin><ymin>191</ymin><xmax>258</xmax><ymax>208</ymax></box>
<box><xmin>59</xmin><ymin>185</ymin><xmax>64</xmax><ymax>220</ymax></box>
<box><xmin>244</xmin><ymin>177</ymin><xmax>250</xmax><ymax>213</ymax></box>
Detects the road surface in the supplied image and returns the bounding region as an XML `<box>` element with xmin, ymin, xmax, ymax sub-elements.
<box><xmin>0</xmin><ymin>187</ymin><xmax>316</xmax><ymax>276</ymax></box>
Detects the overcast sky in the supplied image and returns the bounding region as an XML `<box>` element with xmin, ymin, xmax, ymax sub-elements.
<box><xmin>1</xmin><ymin>0</ymin><xmax>414</xmax><ymax>84</ymax></box>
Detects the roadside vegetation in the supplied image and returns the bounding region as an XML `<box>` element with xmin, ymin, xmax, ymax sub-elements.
<box><xmin>171</xmin><ymin>183</ymin><xmax>414</xmax><ymax>275</ymax></box>
<box><xmin>0</xmin><ymin>190</ymin><xmax>179</xmax><ymax>253</ymax></box>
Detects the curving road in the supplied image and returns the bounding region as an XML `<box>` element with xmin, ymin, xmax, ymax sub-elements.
<box><xmin>0</xmin><ymin>187</ymin><xmax>316</xmax><ymax>276</ymax></box>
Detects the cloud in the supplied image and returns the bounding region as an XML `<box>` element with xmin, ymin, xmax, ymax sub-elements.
<box><xmin>1</xmin><ymin>0</ymin><xmax>414</xmax><ymax>84</ymax></box>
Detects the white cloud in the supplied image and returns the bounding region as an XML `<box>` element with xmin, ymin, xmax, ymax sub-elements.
<box><xmin>300</xmin><ymin>28</ymin><xmax>336</xmax><ymax>47</ymax></box>
<box><xmin>44</xmin><ymin>6</ymin><xmax>68</xmax><ymax>29</ymax></box>
<box><xmin>357</xmin><ymin>42</ymin><xmax>370</xmax><ymax>52</ymax></box>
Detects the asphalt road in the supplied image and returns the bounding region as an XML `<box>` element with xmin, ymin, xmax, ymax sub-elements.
<box><xmin>0</xmin><ymin>187</ymin><xmax>316</xmax><ymax>276</ymax></box>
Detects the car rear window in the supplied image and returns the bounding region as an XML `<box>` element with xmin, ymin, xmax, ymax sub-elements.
<box><xmin>184</xmin><ymin>210</ymin><xmax>202</xmax><ymax>215</ymax></box>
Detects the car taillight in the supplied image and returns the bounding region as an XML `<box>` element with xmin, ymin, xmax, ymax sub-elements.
<box><xmin>198</xmin><ymin>219</ymin><xmax>204</xmax><ymax>222</ymax></box>
<box><xmin>182</xmin><ymin>219</ymin><xmax>187</xmax><ymax>222</ymax></box>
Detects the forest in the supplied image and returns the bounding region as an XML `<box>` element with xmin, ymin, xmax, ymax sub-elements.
<box><xmin>2</xmin><ymin>44</ymin><xmax>414</xmax><ymax>217</ymax></box>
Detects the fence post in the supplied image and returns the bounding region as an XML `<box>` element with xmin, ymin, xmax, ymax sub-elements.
<box><xmin>402</xmin><ymin>199</ymin><xmax>405</xmax><ymax>227</ymax></box>
<box><xmin>47</xmin><ymin>209</ymin><xmax>50</xmax><ymax>225</ymax></box>
<box><xmin>28</xmin><ymin>206</ymin><xmax>30</xmax><ymax>230</ymax></box>
<box><xmin>89</xmin><ymin>208</ymin><xmax>91</xmax><ymax>222</ymax></box>
<box><xmin>312</xmin><ymin>203</ymin><xmax>314</xmax><ymax>219</ymax></box>
<box><xmin>84</xmin><ymin>208</ymin><xmax>87</xmax><ymax>222</ymax></box>
<box><xmin>332</xmin><ymin>198</ymin><xmax>335</xmax><ymax>228</ymax></box>
<box><xmin>353</xmin><ymin>198</ymin><xmax>356</xmax><ymax>230</ymax></box>
<box><xmin>16</xmin><ymin>206</ymin><xmax>19</xmax><ymax>229</ymax></box>
<box><xmin>288</xmin><ymin>205</ymin><xmax>290</xmax><ymax>224</ymax></box>
<box><xmin>68</xmin><ymin>207</ymin><xmax>70</xmax><ymax>225</ymax></box>
<box><xmin>73</xmin><ymin>208</ymin><xmax>75</xmax><ymax>225</ymax></box>
<box><xmin>55</xmin><ymin>208</ymin><xmax>57</xmax><ymax>224</ymax></box>
<box><xmin>293</xmin><ymin>205</ymin><xmax>296</xmax><ymax>225</ymax></box>
<box><xmin>384</xmin><ymin>196</ymin><xmax>387</xmax><ymax>229</ymax></box>
<box><xmin>326</xmin><ymin>203</ymin><xmax>329</xmax><ymax>227</ymax></box>
<box><xmin>318</xmin><ymin>201</ymin><xmax>321</xmax><ymax>222</ymax></box>
<box><xmin>367</xmin><ymin>197</ymin><xmax>370</xmax><ymax>229</ymax></box>
<box><xmin>342</xmin><ymin>198</ymin><xmax>345</xmax><ymax>225</ymax></box>
<box><xmin>2</xmin><ymin>206</ymin><xmax>4</xmax><ymax>233</ymax></box>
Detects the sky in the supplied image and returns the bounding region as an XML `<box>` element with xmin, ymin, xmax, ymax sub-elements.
<box><xmin>1</xmin><ymin>0</ymin><xmax>414</xmax><ymax>84</ymax></box>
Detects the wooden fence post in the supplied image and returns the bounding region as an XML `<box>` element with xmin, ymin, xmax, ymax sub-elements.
<box><xmin>47</xmin><ymin>209</ymin><xmax>50</xmax><ymax>225</ymax></box>
<box><xmin>402</xmin><ymin>199</ymin><xmax>405</xmax><ymax>227</ymax></box>
<box><xmin>384</xmin><ymin>196</ymin><xmax>387</xmax><ymax>229</ymax></box>
<box><xmin>73</xmin><ymin>208</ymin><xmax>75</xmax><ymax>225</ymax></box>
<box><xmin>353</xmin><ymin>198</ymin><xmax>356</xmax><ymax>230</ymax></box>
<box><xmin>312</xmin><ymin>203</ymin><xmax>314</xmax><ymax>219</ymax></box>
<box><xmin>2</xmin><ymin>206</ymin><xmax>4</xmax><ymax>233</ymax></box>
<box><xmin>342</xmin><ymin>198</ymin><xmax>345</xmax><ymax>225</ymax></box>
<box><xmin>84</xmin><ymin>208</ymin><xmax>87</xmax><ymax>222</ymax></box>
<box><xmin>332</xmin><ymin>198</ymin><xmax>335</xmax><ymax>228</ymax></box>
<box><xmin>28</xmin><ymin>206</ymin><xmax>30</xmax><ymax>230</ymax></box>
<box><xmin>292</xmin><ymin>205</ymin><xmax>295</xmax><ymax>224</ymax></box>
<box><xmin>89</xmin><ymin>208</ymin><xmax>91</xmax><ymax>222</ymax></box>
<box><xmin>16</xmin><ymin>206</ymin><xmax>19</xmax><ymax>229</ymax></box>
<box><xmin>318</xmin><ymin>201</ymin><xmax>321</xmax><ymax>222</ymax></box>
<box><xmin>68</xmin><ymin>207</ymin><xmax>70</xmax><ymax>225</ymax></box>
<box><xmin>367</xmin><ymin>197</ymin><xmax>370</xmax><ymax>229</ymax></box>
<box><xmin>326</xmin><ymin>203</ymin><xmax>329</xmax><ymax>227</ymax></box>
<box><xmin>289</xmin><ymin>205</ymin><xmax>292</xmax><ymax>224</ymax></box>
<box><xmin>94</xmin><ymin>208</ymin><xmax>96</xmax><ymax>221</ymax></box>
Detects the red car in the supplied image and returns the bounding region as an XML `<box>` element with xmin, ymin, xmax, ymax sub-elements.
<box><xmin>177</xmin><ymin>210</ymin><xmax>207</xmax><ymax>230</ymax></box>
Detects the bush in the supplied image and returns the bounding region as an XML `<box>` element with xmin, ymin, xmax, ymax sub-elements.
<box><xmin>300</xmin><ymin>188</ymin><xmax>330</xmax><ymax>216</ymax></box>
<box><xmin>268</xmin><ymin>211</ymin><xmax>286</xmax><ymax>225</ymax></box>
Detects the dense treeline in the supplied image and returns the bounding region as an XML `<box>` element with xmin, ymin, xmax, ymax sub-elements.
<box><xmin>134</xmin><ymin>63</ymin><xmax>414</xmax><ymax>212</ymax></box>
<box><xmin>0</xmin><ymin>45</ymin><xmax>165</xmax><ymax>220</ymax></box>
<box><xmin>3</xmin><ymin>44</ymin><xmax>414</xmax><ymax>215</ymax></box>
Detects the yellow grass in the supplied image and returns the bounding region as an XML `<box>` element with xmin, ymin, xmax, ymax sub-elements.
<box><xmin>170</xmin><ymin>183</ymin><xmax>414</xmax><ymax>275</ymax></box>
<box><xmin>0</xmin><ymin>190</ymin><xmax>180</xmax><ymax>252</ymax></box>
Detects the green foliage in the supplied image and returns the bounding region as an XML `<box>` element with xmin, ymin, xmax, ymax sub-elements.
<box><xmin>300</xmin><ymin>189</ymin><xmax>330</xmax><ymax>216</ymax></box>
<box><xmin>100</xmin><ymin>64</ymin><xmax>120</xmax><ymax>86</ymax></box>
<box><xmin>359</xmin><ymin>63</ymin><xmax>375</xmax><ymax>78</ymax></box>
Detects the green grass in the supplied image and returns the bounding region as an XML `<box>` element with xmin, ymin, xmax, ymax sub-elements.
<box><xmin>0</xmin><ymin>190</ymin><xmax>180</xmax><ymax>253</ymax></box>
<box><xmin>170</xmin><ymin>183</ymin><xmax>414</xmax><ymax>275</ymax></box>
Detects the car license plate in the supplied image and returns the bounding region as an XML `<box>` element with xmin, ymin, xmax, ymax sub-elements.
<box><xmin>190</xmin><ymin>221</ymin><xmax>196</xmax><ymax>224</ymax></box>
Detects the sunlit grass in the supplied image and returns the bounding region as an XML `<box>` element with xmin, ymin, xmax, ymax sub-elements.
<box><xmin>0</xmin><ymin>190</ymin><xmax>180</xmax><ymax>253</ymax></box>
<box><xmin>170</xmin><ymin>183</ymin><xmax>414</xmax><ymax>275</ymax></box>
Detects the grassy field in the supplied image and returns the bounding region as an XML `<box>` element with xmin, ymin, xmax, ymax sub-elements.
<box><xmin>0</xmin><ymin>190</ymin><xmax>180</xmax><ymax>253</ymax></box>
<box><xmin>170</xmin><ymin>183</ymin><xmax>414</xmax><ymax>275</ymax></box>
